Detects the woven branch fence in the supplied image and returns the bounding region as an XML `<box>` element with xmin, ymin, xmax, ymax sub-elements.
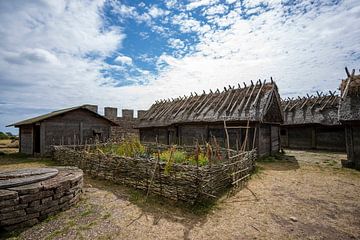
<box><xmin>52</xmin><ymin>146</ymin><xmax>256</xmax><ymax>204</ymax></box>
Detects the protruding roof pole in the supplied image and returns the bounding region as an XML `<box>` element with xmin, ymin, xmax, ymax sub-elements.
<box><xmin>345</xmin><ymin>67</ymin><xmax>350</xmax><ymax>77</ymax></box>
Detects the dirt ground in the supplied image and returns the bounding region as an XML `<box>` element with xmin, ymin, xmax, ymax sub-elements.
<box><xmin>1</xmin><ymin>150</ymin><xmax>359</xmax><ymax>240</ymax></box>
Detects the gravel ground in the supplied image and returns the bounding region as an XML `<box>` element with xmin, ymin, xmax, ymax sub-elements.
<box><xmin>1</xmin><ymin>150</ymin><xmax>359</xmax><ymax>240</ymax></box>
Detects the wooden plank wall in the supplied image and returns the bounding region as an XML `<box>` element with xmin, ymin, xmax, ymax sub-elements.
<box><xmin>20</xmin><ymin>125</ymin><xmax>33</xmax><ymax>154</ymax></box>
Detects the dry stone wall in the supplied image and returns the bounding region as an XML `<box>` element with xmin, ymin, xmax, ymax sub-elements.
<box><xmin>0</xmin><ymin>167</ymin><xmax>83</xmax><ymax>231</ymax></box>
<box><xmin>52</xmin><ymin>146</ymin><xmax>256</xmax><ymax>204</ymax></box>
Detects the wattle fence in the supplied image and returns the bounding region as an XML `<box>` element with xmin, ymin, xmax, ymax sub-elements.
<box><xmin>52</xmin><ymin>146</ymin><xmax>256</xmax><ymax>204</ymax></box>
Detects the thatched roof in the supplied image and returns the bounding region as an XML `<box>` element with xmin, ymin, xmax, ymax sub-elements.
<box><xmin>339</xmin><ymin>68</ymin><xmax>360</xmax><ymax>122</ymax></box>
<box><xmin>138</xmin><ymin>80</ymin><xmax>283</xmax><ymax>128</ymax></box>
<box><xmin>7</xmin><ymin>105</ymin><xmax>119</xmax><ymax>127</ymax></box>
<box><xmin>282</xmin><ymin>92</ymin><xmax>340</xmax><ymax>126</ymax></box>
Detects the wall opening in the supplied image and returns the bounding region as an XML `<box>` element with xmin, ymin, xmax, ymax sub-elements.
<box><xmin>33</xmin><ymin>125</ymin><xmax>41</xmax><ymax>153</ymax></box>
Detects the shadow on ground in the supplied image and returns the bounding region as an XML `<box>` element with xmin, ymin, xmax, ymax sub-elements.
<box><xmin>84</xmin><ymin>177</ymin><xmax>213</xmax><ymax>240</ymax></box>
<box><xmin>257</xmin><ymin>153</ymin><xmax>300</xmax><ymax>171</ymax></box>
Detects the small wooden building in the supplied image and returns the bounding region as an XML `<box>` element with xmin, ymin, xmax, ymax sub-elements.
<box><xmin>137</xmin><ymin>80</ymin><xmax>283</xmax><ymax>156</ymax></box>
<box><xmin>339</xmin><ymin>68</ymin><xmax>360</xmax><ymax>170</ymax></box>
<box><xmin>280</xmin><ymin>93</ymin><xmax>345</xmax><ymax>151</ymax></box>
<box><xmin>7</xmin><ymin>105</ymin><xmax>118</xmax><ymax>156</ymax></box>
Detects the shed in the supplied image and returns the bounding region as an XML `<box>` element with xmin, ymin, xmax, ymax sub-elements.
<box><xmin>339</xmin><ymin>68</ymin><xmax>360</xmax><ymax>170</ymax></box>
<box><xmin>7</xmin><ymin>105</ymin><xmax>118</xmax><ymax>156</ymax></box>
<box><xmin>280</xmin><ymin>93</ymin><xmax>345</xmax><ymax>151</ymax></box>
<box><xmin>137</xmin><ymin>80</ymin><xmax>283</xmax><ymax>156</ymax></box>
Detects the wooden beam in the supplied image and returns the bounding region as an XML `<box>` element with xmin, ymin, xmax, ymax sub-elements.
<box><xmin>250</xmin><ymin>80</ymin><xmax>265</xmax><ymax>109</ymax></box>
<box><xmin>237</xmin><ymin>85</ymin><xmax>252</xmax><ymax>115</ymax></box>
<box><xmin>241</xmin><ymin>84</ymin><xmax>257</xmax><ymax>114</ymax></box>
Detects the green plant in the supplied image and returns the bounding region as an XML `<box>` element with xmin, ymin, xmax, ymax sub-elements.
<box><xmin>100</xmin><ymin>138</ymin><xmax>146</xmax><ymax>157</ymax></box>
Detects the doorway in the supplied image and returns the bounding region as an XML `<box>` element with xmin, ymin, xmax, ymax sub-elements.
<box><xmin>33</xmin><ymin>125</ymin><xmax>40</xmax><ymax>154</ymax></box>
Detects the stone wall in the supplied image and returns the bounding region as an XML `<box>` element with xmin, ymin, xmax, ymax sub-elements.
<box><xmin>52</xmin><ymin>146</ymin><xmax>256</xmax><ymax>204</ymax></box>
<box><xmin>0</xmin><ymin>167</ymin><xmax>83</xmax><ymax>231</ymax></box>
<box><xmin>103</xmin><ymin>107</ymin><xmax>147</xmax><ymax>140</ymax></box>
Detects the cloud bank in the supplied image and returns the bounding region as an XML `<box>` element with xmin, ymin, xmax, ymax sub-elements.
<box><xmin>0</xmin><ymin>0</ymin><xmax>359</xmax><ymax>133</ymax></box>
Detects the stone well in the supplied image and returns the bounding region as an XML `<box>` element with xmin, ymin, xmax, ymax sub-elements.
<box><xmin>0</xmin><ymin>167</ymin><xmax>83</xmax><ymax>231</ymax></box>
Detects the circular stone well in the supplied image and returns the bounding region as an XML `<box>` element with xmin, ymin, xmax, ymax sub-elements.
<box><xmin>0</xmin><ymin>167</ymin><xmax>83</xmax><ymax>231</ymax></box>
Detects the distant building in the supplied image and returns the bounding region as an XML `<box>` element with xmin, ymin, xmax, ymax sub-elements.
<box><xmin>7</xmin><ymin>105</ymin><xmax>118</xmax><ymax>155</ymax></box>
<box><xmin>280</xmin><ymin>93</ymin><xmax>345</xmax><ymax>151</ymax></box>
<box><xmin>339</xmin><ymin>68</ymin><xmax>360</xmax><ymax>170</ymax></box>
<box><xmin>137</xmin><ymin>80</ymin><xmax>283</xmax><ymax>156</ymax></box>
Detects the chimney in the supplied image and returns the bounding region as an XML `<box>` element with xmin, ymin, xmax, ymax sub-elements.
<box><xmin>83</xmin><ymin>104</ymin><xmax>98</xmax><ymax>113</ymax></box>
<box><xmin>137</xmin><ymin>110</ymin><xmax>147</xmax><ymax>119</ymax></box>
<box><xmin>104</xmin><ymin>107</ymin><xmax>117</xmax><ymax>119</ymax></box>
<box><xmin>122</xmin><ymin>109</ymin><xmax>134</xmax><ymax>119</ymax></box>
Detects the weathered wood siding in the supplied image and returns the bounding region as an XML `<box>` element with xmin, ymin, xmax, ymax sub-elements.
<box><xmin>271</xmin><ymin>126</ymin><xmax>280</xmax><ymax>153</ymax></box>
<box><xmin>258</xmin><ymin>125</ymin><xmax>270</xmax><ymax>156</ymax></box>
<box><xmin>180</xmin><ymin>125</ymin><xmax>207</xmax><ymax>146</ymax></box>
<box><xmin>19</xmin><ymin>125</ymin><xmax>33</xmax><ymax>154</ymax></box>
<box><xmin>41</xmin><ymin>109</ymin><xmax>112</xmax><ymax>154</ymax></box>
<box><xmin>281</xmin><ymin>126</ymin><xmax>345</xmax><ymax>151</ymax></box>
<box><xmin>345</xmin><ymin>125</ymin><xmax>360</xmax><ymax>169</ymax></box>
<box><xmin>288</xmin><ymin>127</ymin><xmax>313</xmax><ymax>149</ymax></box>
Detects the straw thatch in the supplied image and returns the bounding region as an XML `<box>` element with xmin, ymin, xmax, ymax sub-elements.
<box><xmin>281</xmin><ymin>92</ymin><xmax>340</xmax><ymax>126</ymax></box>
<box><xmin>138</xmin><ymin>80</ymin><xmax>283</xmax><ymax>128</ymax></box>
<box><xmin>339</xmin><ymin>68</ymin><xmax>360</xmax><ymax>122</ymax></box>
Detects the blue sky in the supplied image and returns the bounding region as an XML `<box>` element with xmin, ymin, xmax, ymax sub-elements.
<box><xmin>0</xmin><ymin>0</ymin><xmax>359</xmax><ymax>134</ymax></box>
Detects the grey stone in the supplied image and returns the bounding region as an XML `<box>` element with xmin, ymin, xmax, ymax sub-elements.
<box><xmin>0</xmin><ymin>198</ymin><xmax>19</xmax><ymax>208</ymax></box>
<box><xmin>0</xmin><ymin>209</ymin><xmax>26</xmax><ymax>221</ymax></box>
<box><xmin>0</xmin><ymin>212</ymin><xmax>39</xmax><ymax>225</ymax></box>
<box><xmin>0</xmin><ymin>204</ymin><xmax>28</xmax><ymax>213</ymax></box>
<box><xmin>0</xmin><ymin>189</ymin><xmax>18</xmax><ymax>201</ymax></box>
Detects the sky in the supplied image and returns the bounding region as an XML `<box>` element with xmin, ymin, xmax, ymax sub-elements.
<box><xmin>0</xmin><ymin>0</ymin><xmax>359</xmax><ymax>134</ymax></box>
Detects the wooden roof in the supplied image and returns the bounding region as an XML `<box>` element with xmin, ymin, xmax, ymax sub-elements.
<box><xmin>138</xmin><ymin>80</ymin><xmax>283</xmax><ymax>128</ymax></box>
<box><xmin>7</xmin><ymin>105</ymin><xmax>119</xmax><ymax>127</ymax></box>
<box><xmin>339</xmin><ymin>68</ymin><xmax>360</xmax><ymax>122</ymax></box>
<box><xmin>281</xmin><ymin>92</ymin><xmax>340</xmax><ymax>126</ymax></box>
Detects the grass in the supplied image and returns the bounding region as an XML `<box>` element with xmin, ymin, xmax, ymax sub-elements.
<box><xmin>0</xmin><ymin>152</ymin><xmax>56</xmax><ymax>170</ymax></box>
<box><xmin>99</xmin><ymin>138</ymin><xmax>146</xmax><ymax>157</ymax></box>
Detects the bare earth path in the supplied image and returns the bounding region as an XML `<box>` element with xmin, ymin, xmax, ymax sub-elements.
<box><xmin>1</xmin><ymin>150</ymin><xmax>359</xmax><ymax>240</ymax></box>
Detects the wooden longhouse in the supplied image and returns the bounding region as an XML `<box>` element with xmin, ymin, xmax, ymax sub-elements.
<box><xmin>7</xmin><ymin>105</ymin><xmax>118</xmax><ymax>156</ymax></box>
<box><xmin>280</xmin><ymin>92</ymin><xmax>345</xmax><ymax>151</ymax></box>
<box><xmin>339</xmin><ymin>68</ymin><xmax>360</xmax><ymax>170</ymax></box>
<box><xmin>137</xmin><ymin>80</ymin><xmax>283</xmax><ymax>156</ymax></box>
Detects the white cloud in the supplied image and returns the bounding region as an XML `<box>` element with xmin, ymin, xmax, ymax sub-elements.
<box><xmin>147</xmin><ymin>0</ymin><xmax>360</xmax><ymax>102</ymax></box>
<box><xmin>187</xmin><ymin>0</ymin><xmax>219</xmax><ymax>10</ymax></box>
<box><xmin>1</xmin><ymin>0</ymin><xmax>360</xmax><ymax>135</ymax></box>
<box><xmin>114</xmin><ymin>55</ymin><xmax>133</xmax><ymax>65</ymax></box>
<box><xmin>4</xmin><ymin>48</ymin><xmax>60</xmax><ymax>65</ymax></box>
<box><xmin>168</xmin><ymin>38</ymin><xmax>185</xmax><ymax>49</ymax></box>
<box><xmin>203</xmin><ymin>4</ymin><xmax>228</xmax><ymax>15</ymax></box>
<box><xmin>148</xmin><ymin>5</ymin><xmax>170</xmax><ymax>18</ymax></box>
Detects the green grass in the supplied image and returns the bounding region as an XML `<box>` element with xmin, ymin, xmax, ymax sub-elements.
<box><xmin>99</xmin><ymin>138</ymin><xmax>146</xmax><ymax>157</ymax></box>
<box><xmin>0</xmin><ymin>152</ymin><xmax>56</xmax><ymax>169</ymax></box>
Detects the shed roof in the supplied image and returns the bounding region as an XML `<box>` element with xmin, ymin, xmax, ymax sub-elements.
<box><xmin>138</xmin><ymin>80</ymin><xmax>283</xmax><ymax>128</ymax></box>
<box><xmin>7</xmin><ymin>105</ymin><xmax>119</xmax><ymax>127</ymax></box>
<box><xmin>339</xmin><ymin>68</ymin><xmax>360</xmax><ymax>122</ymax></box>
<box><xmin>281</xmin><ymin>92</ymin><xmax>340</xmax><ymax>126</ymax></box>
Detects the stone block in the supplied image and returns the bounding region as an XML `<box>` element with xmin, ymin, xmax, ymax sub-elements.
<box><xmin>19</xmin><ymin>190</ymin><xmax>54</xmax><ymax>203</ymax></box>
<box><xmin>0</xmin><ymin>213</ymin><xmax>39</xmax><ymax>226</ymax></box>
<box><xmin>0</xmin><ymin>198</ymin><xmax>19</xmax><ymax>208</ymax></box>
<box><xmin>41</xmin><ymin>196</ymin><xmax>53</xmax><ymax>205</ymax></box>
<box><xmin>59</xmin><ymin>194</ymin><xmax>73</xmax><ymax>204</ymax></box>
<box><xmin>0</xmin><ymin>209</ymin><xmax>26</xmax><ymax>221</ymax></box>
<box><xmin>9</xmin><ymin>182</ymin><xmax>42</xmax><ymax>195</ymax></box>
<box><xmin>0</xmin><ymin>189</ymin><xmax>18</xmax><ymax>201</ymax></box>
<box><xmin>0</xmin><ymin>204</ymin><xmax>28</xmax><ymax>214</ymax></box>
